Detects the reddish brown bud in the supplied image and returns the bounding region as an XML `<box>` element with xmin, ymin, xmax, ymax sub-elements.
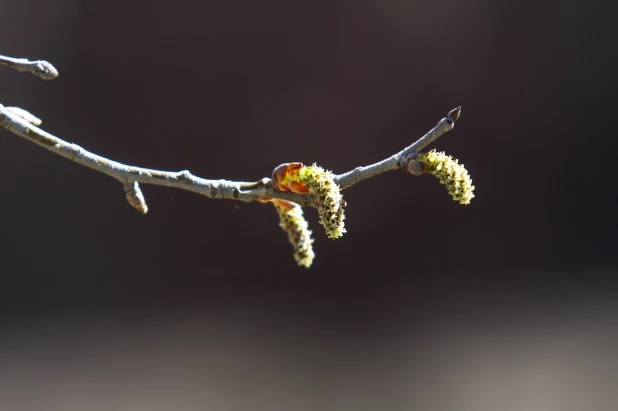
<box><xmin>271</xmin><ymin>162</ymin><xmax>309</xmax><ymax>193</ymax></box>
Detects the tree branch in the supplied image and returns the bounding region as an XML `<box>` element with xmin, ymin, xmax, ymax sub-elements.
<box><xmin>0</xmin><ymin>52</ymin><xmax>470</xmax><ymax>267</ymax></box>
<box><xmin>0</xmin><ymin>53</ymin><xmax>459</xmax><ymax>212</ymax></box>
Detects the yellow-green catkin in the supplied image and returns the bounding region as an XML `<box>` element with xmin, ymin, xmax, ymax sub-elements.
<box><xmin>274</xmin><ymin>201</ymin><xmax>315</xmax><ymax>268</ymax></box>
<box><xmin>297</xmin><ymin>165</ymin><xmax>346</xmax><ymax>239</ymax></box>
<box><xmin>418</xmin><ymin>150</ymin><xmax>475</xmax><ymax>205</ymax></box>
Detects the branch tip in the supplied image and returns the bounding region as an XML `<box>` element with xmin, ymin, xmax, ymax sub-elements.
<box><xmin>448</xmin><ymin>106</ymin><xmax>461</xmax><ymax>123</ymax></box>
<box><xmin>5</xmin><ymin>107</ymin><xmax>42</xmax><ymax>126</ymax></box>
<box><xmin>34</xmin><ymin>60</ymin><xmax>59</xmax><ymax>80</ymax></box>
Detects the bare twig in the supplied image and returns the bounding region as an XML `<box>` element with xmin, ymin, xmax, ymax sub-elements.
<box><xmin>0</xmin><ymin>55</ymin><xmax>58</xmax><ymax>80</ymax></box>
<box><xmin>0</xmin><ymin>103</ymin><xmax>459</xmax><ymax>208</ymax></box>
<box><xmin>335</xmin><ymin>107</ymin><xmax>460</xmax><ymax>189</ymax></box>
<box><xmin>0</xmin><ymin>53</ymin><xmax>459</xmax><ymax>212</ymax></box>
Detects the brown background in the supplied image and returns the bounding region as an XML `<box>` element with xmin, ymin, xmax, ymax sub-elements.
<box><xmin>0</xmin><ymin>0</ymin><xmax>617</xmax><ymax>409</ymax></box>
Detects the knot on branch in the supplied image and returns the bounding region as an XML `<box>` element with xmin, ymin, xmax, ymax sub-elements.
<box><xmin>170</xmin><ymin>170</ymin><xmax>194</xmax><ymax>185</ymax></box>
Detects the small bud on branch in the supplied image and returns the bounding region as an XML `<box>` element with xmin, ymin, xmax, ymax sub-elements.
<box><xmin>124</xmin><ymin>182</ymin><xmax>149</xmax><ymax>214</ymax></box>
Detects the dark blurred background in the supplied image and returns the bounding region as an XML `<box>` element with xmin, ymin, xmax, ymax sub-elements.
<box><xmin>0</xmin><ymin>0</ymin><xmax>617</xmax><ymax>409</ymax></box>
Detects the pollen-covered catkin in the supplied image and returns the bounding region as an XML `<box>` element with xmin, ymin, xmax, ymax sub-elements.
<box><xmin>296</xmin><ymin>165</ymin><xmax>346</xmax><ymax>239</ymax></box>
<box><xmin>274</xmin><ymin>200</ymin><xmax>315</xmax><ymax>267</ymax></box>
<box><xmin>417</xmin><ymin>150</ymin><xmax>475</xmax><ymax>205</ymax></box>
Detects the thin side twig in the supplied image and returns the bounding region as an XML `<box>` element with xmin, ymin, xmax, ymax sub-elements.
<box><xmin>335</xmin><ymin>107</ymin><xmax>461</xmax><ymax>189</ymax></box>
<box><xmin>0</xmin><ymin>55</ymin><xmax>58</xmax><ymax>80</ymax></box>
